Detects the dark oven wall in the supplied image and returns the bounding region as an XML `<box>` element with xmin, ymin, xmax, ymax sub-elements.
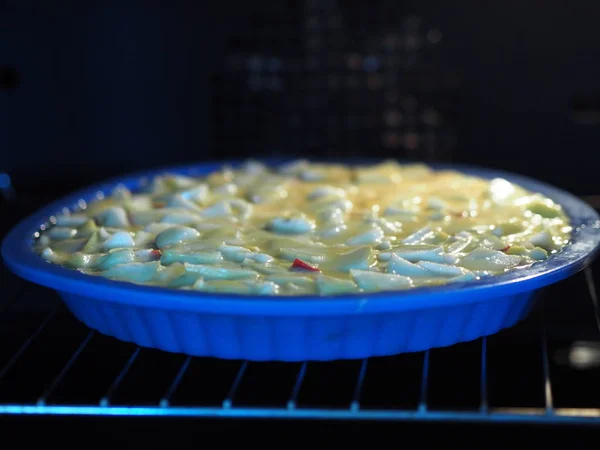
<box><xmin>1</xmin><ymin>0</ymin><xmax>599</xmax><ymax>197</ymax></box>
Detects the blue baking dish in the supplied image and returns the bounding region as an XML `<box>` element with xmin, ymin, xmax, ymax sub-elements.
<box><xmin>2</xmin><ymin>160</ymin><xmax>600</xmax><ymax>361</ymax></box>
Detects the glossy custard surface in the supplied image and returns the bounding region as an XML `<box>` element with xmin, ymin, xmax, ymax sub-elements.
<box><xmin>34</xmin><ymin>160</ymin><xmax>572</xmax><ymax>296</ymax></box>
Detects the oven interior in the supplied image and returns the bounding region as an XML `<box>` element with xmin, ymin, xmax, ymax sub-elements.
<box><xmin>1</xmin><ymin>0</ymin><xmax>600</xmax><ymax>442</ymax></box>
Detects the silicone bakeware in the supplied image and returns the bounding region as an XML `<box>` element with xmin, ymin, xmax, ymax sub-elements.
<box><xmin>2</xmin><ymin>161</ymin><xmax>600</xmax><ymax>361</ymax></box>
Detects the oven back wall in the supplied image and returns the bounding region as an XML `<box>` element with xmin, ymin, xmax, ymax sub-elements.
<box><xmin>1</xmin><ymin>0</ymin><xmax>599</xmax><ymax>196</ymax></box>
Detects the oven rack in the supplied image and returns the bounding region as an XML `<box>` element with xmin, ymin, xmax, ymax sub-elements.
<box><xmin>2</xmin><ymin>254</ymin><xmax>600</xmax><ymax>425</ymax></box>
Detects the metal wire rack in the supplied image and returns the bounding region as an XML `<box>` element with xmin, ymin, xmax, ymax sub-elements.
<box><xmin>2</xmin><ymin>194</ymin><xmax>600</xmax><ymax>425</ymax></box>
